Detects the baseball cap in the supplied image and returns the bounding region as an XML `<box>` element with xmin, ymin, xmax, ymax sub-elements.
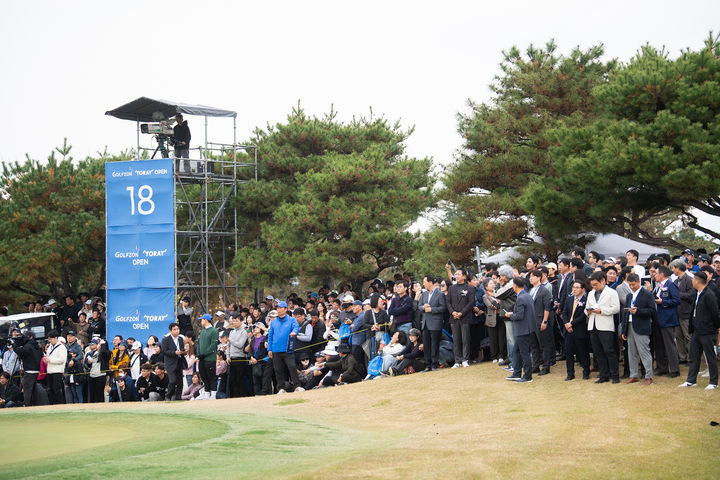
<box><xmin>268</xmin><ymin>310</ymin><xmax>278</xmax><ymax>317</ymax></box>
<box><xmin>684</xmin><ymin>248</ymin><xmax>695</xmax><ymax>256</ymax></box>
<box><xmin>67</xmin><ymin>330</ymin><xmax>77</xmax><ymax>336</ymax></box>
<box><xmin>44</xmin><ymin>299</ymin><xmax>56</xmax><ymax>307</ymax></box>
<box><xmin>85</xmin><ymin>299</ymin><xmax>93</xmax><ymax>305</ymax></box>
<box><xmin>545</xmin><ymin>262</ymin><xmax>557</xmax><ymax>271</ymax></box>
<box><xmin>265</xmin><ymin>295</ymin><xmax>275</xmax><ymax>301</ymax></box>
<box><xmin>132</xmin><ymin>341</ymin><xmax>142</xmax><ymax>350</ymax></box>
<box><xmin>276</xmin><ymin>301</ymin><xmax>288</xmax><ymax>308</ymax></box>
<box><xmin>200</xmin><ymin>313</ymin><xmax>213</xmax><ymax>321</ymax></box>
<box><xmin>215</xmin><ymin>311</ymin><xmax>226</xmax><ymax>316</ymax></box>
<box><xmin>89</xmin><ymin>339</ymin><xmax>100</xmax><ymax>345</ymax></box>
<box><xmin>353</xmin><ymin>300</ymin><xmax>363</xmax><ymax>306</ymax></box>
<box><xmin>699</xmin><ymin>254</ymin><xmax>712</xmax><ymax>263</ymax></box>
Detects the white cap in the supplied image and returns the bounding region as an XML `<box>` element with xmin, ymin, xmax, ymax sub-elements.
<box><xmin>362</xmin><ymin>298</ymin><xmax>371</xmax><ymax>305</ymax></box>
<box><xmin>132</xmin><ymin>341</ymin><xmax>142</xmax><ymax>350</ymax></box>
<box><xmin>59</xmin><ymin>336</ymin><xmax>66</xmax><ymax>344</ymax></box>
<box><xmin>215</xmin><ymin>311</ymin><xmax>226</xmax><ymax>316</ymax></box>
<box><xmin>85</xmin><ymin>299</ymin><xmax>93</xmax><ymax>305</ymax></box>
<box><xmin>46</xmin><ymin>299</ymin><xmax>57</xmax><ymax>306</ymax></box>
<box><xmin>342</xmin><ymin>294</ymin><xmax>354</xmax><ymax>303</ymax></box>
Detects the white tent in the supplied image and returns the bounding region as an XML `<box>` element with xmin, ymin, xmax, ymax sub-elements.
<box><xmin>480</xmin><ymin>233</ymin><xmax>669</xmax><ymax>265</ymax></box>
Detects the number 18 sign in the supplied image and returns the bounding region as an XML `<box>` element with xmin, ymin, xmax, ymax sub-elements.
<box><xmin>105</xmin><ymin>158</ymin><xmax>175</xmax><ymax>340</ymax></box>
<box><xmin>106</xmin><ymin>159</ymin><xmax>174</xmax><ymax>227</ymax></box>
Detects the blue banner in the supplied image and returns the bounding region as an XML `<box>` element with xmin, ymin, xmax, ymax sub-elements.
<box><xmin>105</xmin><ymin>158</ymin><xmax>175</xmax><ymax>340</ymax></box>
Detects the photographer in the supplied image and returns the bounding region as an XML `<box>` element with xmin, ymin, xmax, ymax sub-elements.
<box><xmin>64</xmin><ymin>331</ymin><xmax>85</xmax><ymax>403</ymax></box>
<box><xmin>14</xmin><ymin>332</ymin><xmax>42</xmax><ymax>406</ymax></box>
<box><xmin>173</xmin><ymin>114</ymin><xmax>191</xmax><ymax>172</ymax></box>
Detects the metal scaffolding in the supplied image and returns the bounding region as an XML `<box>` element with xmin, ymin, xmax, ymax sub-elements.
<box><xmin>171</xmin><ymin>143</ymin><xmax>257</xmax><ymax>314</ymax></box>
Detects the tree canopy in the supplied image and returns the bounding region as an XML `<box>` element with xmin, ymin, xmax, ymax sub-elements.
<box><xmin>0</xmin><ymin>140</ymin><xmax>112</xmax><ymax>301</ymax></box>
<box><xmin>522</xmin><ymin>34</ymin><xmax>720</xmax><ymax>249</ymax></box>
<box><xmin>232</xmin><ymin>107</ymin><xmax>433</xmax><ymax>292</ymax></box>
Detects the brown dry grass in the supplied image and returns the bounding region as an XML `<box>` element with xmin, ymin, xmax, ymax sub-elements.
<box><xmin>13</xmin><ymin>362</ymin><xmax>720</xmax><ymax>479</ymax></box>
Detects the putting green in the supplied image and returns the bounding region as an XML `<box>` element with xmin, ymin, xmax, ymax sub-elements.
<box><xmin>0</xmin><ymin>408</ymin><xmax>373</xmax><ymax>480</ymax></box>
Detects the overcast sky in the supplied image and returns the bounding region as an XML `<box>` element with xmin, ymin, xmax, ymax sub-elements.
<box><xmin>1</xmin><ymin>1</ymin><xmax>718</xmax><ymax>228</ymax></box>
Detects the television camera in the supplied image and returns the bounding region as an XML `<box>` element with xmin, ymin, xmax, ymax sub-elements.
<box><xmin>140</xmin><ymin>118</ymin><xmax>177</xmax><ymax>159</ymax></box>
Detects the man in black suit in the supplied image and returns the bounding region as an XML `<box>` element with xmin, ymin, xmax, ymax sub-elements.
<box><xmin>680</xmin><ymin>272</ymin><xmax>720</xmax><ymax>389</ymax></box>
<box><xmin>621</xmin><ymin>274</ymin><xmax>656</xmax><ymax>385</ymax></box>
<box><xmin>562</xmin><ymin>280</ymin><xmax>590</xmax><ymax>381</ymax></box>
<box><xmin>504</xmin><ymin>277</ymin><xmax>537</xmax><ymax>383</ymax></box>
<box><xmin>419</xmin><ymin>275</ymin><xmax>447</xmax><ymax>371</ymax></box>
<box><xmin>446</xmin><ymin>268</ymin><xmax>476</xmax><ymax>368</ymax></box>
<box><xmin>160</xmin><ymin>322</ymin><xmax>185</xmax><ymax>401</ymax></box>
<box><xmin>528</xmin><ymin>270</ymin><xmax>554</xmax><ymax>375</ymax></box>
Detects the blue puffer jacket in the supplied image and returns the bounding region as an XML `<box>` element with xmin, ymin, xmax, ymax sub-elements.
<box><xmin>267</xmin><ymin>315</ymin><xmax>299</xmax><ymax>353</ymax></box>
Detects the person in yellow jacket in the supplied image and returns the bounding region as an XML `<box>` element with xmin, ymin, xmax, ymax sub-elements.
<box><xmin>109</xmin><ymin>341</ymin><xmax>130</xmax><ymax>378</ymax></box>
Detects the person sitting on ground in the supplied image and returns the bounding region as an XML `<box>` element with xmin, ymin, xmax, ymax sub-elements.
<box><xmin>153</xmin><ymin>363</ymin><xmax>170</xmax><ymax>400</ymax></box>
<box><xmin>182</xmin><ymin>372</ymin><xmax>204</xmax><ymax>400</ymax></box>
<box><xmin>320</xmin><ymin>343</ymin><xmax>363</xmax><ymax>387</ymax></box>
<box><xmin>110</xmin><ymin>375</ymin><xmax>137</xmax><ymax>402</ymax></box>
<box><xmin>379</xmin><ymin>331</ymin><xmax>408</xmax><ymax>374</ymax></box>
<box><xmin>0</xmin><ymin>372</ymin><xmax>23</xmax><ymax>408</ymax></box>
<box><xmin>389</xmin><ymin>328</ymin><xmax>425</xmax><ymax>376</ymax></box>
<box><xmin>135</xmin><ymin>363</ymin><xmax>158</xmax><ymax>401</ymax></box>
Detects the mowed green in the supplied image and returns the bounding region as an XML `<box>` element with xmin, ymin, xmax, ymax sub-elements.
<box><xmin>1</xmin><ymin>362</ymin><xmax>719</xmax><ymax>479</ymax></box>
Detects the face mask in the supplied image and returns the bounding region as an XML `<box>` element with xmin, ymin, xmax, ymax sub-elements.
<box><xmin>260</xmin><ymin>307</ymin><xmax>266</xmax><ymax>312</ymax></box>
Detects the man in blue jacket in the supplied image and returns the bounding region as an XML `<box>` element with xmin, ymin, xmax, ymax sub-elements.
<box><xmin>652</xmin><ymin>266</ymin><xmax>681</xmax><ymax>378</ymax></box>
<box><xmin>268</xmin><ymin>301</ymin><xmax>300</xmax><ymax>392</ymax></box>
<box><xmin>504</xmin><ymin>277</ymin><xmax>537</xmax><ymax>383</ymax></box>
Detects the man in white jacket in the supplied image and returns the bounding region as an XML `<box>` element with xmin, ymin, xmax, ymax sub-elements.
<box><xmin>585</xmin><ymin>272</ymin><xmax>621</xmax><ymax>384</ymax></box>
<box><xmin>45</xmin><ymin>330</ymin><xmax>68</xmax><ymax>404</ymax></box>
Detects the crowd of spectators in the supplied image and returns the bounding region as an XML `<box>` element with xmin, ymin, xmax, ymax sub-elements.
<box><xmin>1</xmin><ymin>247</ymin><xmax>720</xmax><ymax>407</ymax></box>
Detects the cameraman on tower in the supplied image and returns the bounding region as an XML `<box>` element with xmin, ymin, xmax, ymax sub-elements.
<box><xmin>173</xmin><ymin>113</ymin><xmax>191</xmax><ymax>172</ymax></box>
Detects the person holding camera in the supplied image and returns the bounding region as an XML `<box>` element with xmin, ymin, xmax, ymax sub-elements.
<box><xmin>13</xmin><ymin>332</ymin><xmax>42</xmax><ymax>406</ymax></box>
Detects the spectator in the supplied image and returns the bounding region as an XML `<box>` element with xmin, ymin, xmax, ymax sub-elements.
<box><xmin>160</xmin><ymin>322</ymin><xmax>185</xmax><ymax>401</ymax></box>
<box><xmin>671</xmin><ymin>259</ymin><xmax>695</xmax><ymax>365</ymax></box>
<box><xmin>680</xmin><ymin>272</ymin><xmax>719</xmax><ymax>390</ymax></box>
<box><xmin>528</xmin><ymin>270</ymin><xmax>554</xmax><ymax>375</ymax></box>
<box><xmin>69</xmin><ymin>312</ymin><xmax>91</xmax><ymax>346</ymax></box>
<box><xmin>626</xmin><ymin>249</ymin><xmax>645</xmax><ymax>278</ymax></box>
<box><xmin>585</xmin><ymin>271</ymin><xmax>621</xmax><ymax>384</ymax></box>
<box><xmin>652</xmin><ymin>266</ymin><xmax>682</xmax><ymax>378</ymax></box>
<box><xmin>483</xmin><ymin>279</ymin><xmax>502</xmax><ymax>363</ymax></box>
<box><xmin>177</xmin><ymin>296</ymin><xmax>193</xmax><ymax>334</ymax></box>
<box><xmin>447</xmin><ymin>268</ymin><xmax>476</xmax><ymax>368</ymax></box>
<box><xmin>347</xmin><ymin>301</ymin><xmax>367</xmax><ymax>370</ymax></box>
<box><xmin>110</xmin><ymin>375</ymin><xmax>137</xmax><ymax>402</ymax></box>
<box><xmin>418</xmin><ymin>275</ymin><xmax>446</xmax><ymax>371</ymax></box>
<box><xmin>378</xmin><ymin>330</ymin><xmax>408</xmax><ymax>373</ymax></box>
<box><xmin>0</xmin><ymin>372</ymin><xmax>22</xmax><ymax>408</ymax></box>
<box><xmin>563</xmin><ymin>281</ymin><xmax>591</xmax><ymax>381</ymax></box>
<box><xmin>135</xmin><ymin>363</ymin><xmax>157</xmax><ymax>401</ymax></box>
<box><xmin>227</xmin><ymin>314</ymin><xmax>251</xmax><ymax>398</ymax></box>
<box><xmin>64</xmin><ymin>330</ymin><xmax>84</xmax><ymax>403</ymax></box>
<box><xmin>504</xmin><ymin>277</ymin><xmax>537</xmax><ymax>383</ymax></box>
<box><xmin>196</xmin><ymin>313</ymin><xmax>219</xmax><ymax>400</ymax></box>
<box><xmin>322</xmin><ymin>343</ymin><xmax>364</xmax><ymax>384</ymax></box>
<box><xmin>388</xmin><ymin>281</ymin><xmax>414</xmax><ymax>335</ymax></box>
<box><xmin>249</xmin><ymin>323</ymin><xmax>272</xmax><ymax>396</ymax></box>
<box><xmin>389</xmin><ymin>328</ymin><xmax>425</xmax><ymax>376</ymax></box>
<box><xmin>293</xmin><ymin>307</ymin><xmax>314</xmax><ymax>366</ymax></box>
<box><xmin>128</xmin><ymin>341</ymin><xmax>148</xmax><ymax>380</ymax></box>
<box><xmin>268</xmin><ymin>301</ymin><xmax>301</xmax><ymax>393</ymax></box>
<box><xmin>14</xmin><ymin>332</ymin><xmax>43</xmax><ymax>405</ymax></box>
<box><xmin>182</xmin><ymin>372</ymin><xmax>204</xmax><ymax>400</ymax></box>
<box><xmin>149</xmin><ymin>343</ymin><xmax>163</xmax><ymax>365</ymax></box>
<box><xmin>621</xmin><ymin>274</ymin><xmax>655</xmax><ymax>385</ymax></box>
<box><xmin>109</xmin><ymin>341</ymin><xmax>130</xmax><ymax>378</ymax></box>
<box><xmin>182</xmin><ymin>335</ymin><xmax>198</xmax><ymax>387</ymax></box>
<box><xmin>84</xmin><ymin>338</ymin><xmax>110</xmax><ymax>403</ymax></box>
<box><xmin>144</xmin><ymin>335</ymin><xmax>159</xmax><ymax>359</ymax></box>
<box><xmin>153</xmin><ymin>363</ymin><xmax>169</xmax><ymax>400</ymax></box>
<box><xmin>495</xmin><ymin>265</ymin><xmax>516</xmax><ymax>366</ymax></box>
<box><xmin>44</xmin><ymin>330</ymin><xmax>67</xmax><ymax>404</ymax></box>
<box><xmin>1</xmin><ymin>337</ymin><xmax>21</xmax><ymax>379</ymax></box>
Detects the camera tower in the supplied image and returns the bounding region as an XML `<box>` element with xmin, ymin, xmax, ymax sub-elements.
<box><xmin>106</xmin><ymin>97</ymin><xmax>258</xmax><ymax>314</ymax></box>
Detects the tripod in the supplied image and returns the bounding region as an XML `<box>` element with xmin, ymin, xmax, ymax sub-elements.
<box><xmin>151</xmin><ymin>134</ymin><xmax>170</xmax><ymax>159</ymax></box>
